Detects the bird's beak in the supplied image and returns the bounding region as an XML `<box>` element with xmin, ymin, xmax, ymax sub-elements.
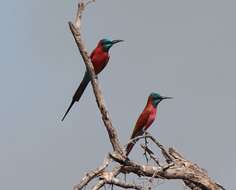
<box><xmin>161</xmin><ymin>96</ymin><xmax>173</xmax><ymax>100</ymax></box>
<box><xmin>111</xmin><ymin>39</ymin><xmax>124</xmax><ymax>45</ymax></box>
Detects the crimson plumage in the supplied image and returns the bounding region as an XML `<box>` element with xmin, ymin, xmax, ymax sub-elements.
<box><xmin>62</xmin><ymin>39</ymin><xmax>123</xmax><ymax>121</ymax></box>
<box><xmin>126</xmin><ymin>93</ymin><xmax>172</xmax><ymax>155</ymax></box>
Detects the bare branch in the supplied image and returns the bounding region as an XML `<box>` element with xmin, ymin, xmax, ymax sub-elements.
<box><xmin>91</xmin><ymin>180</ymin><xmax>105</xmax><ymax>190</ymax></box>
<box><xmin>69</xmin><ymin>1</ymin><xmax>125</xmax><ymax>157</ymax></box>
<box><xmin>85</xmin><ymin>0</ymin><xmax>96</xmax><ymax>7</ymax></box>
<box><xmin>73</xmin><ymin>156</ymin><xmax>111</xmax><ymax>190</ymax></box>
<box><xmin>67</xmin><ymin>2</ymin><xmax>226</xmax><ymax>190</ymax></box>
<box><xmin>125</xmin><ymin>133</ymin><xmax>173</xmax><ymax>163</ymax></box>
<box><xmin>216</xmin><ymin>183</ymin><xmax>226</xmax><ymax>190</ymax></box>
<box><xmin>145</xmin><ymin>132</ymin><xmax>173</xmax><ymax>163</ymax></box>
<box><xmin>140</xmin><ymin>144</ymin><xmax>161</xmax><ymax>166</ymax></box>
<box><xmin>105</xmin><ymin>178</ymin><xmax>143</xmax><ymax>190</ymax></box>
<box><xmin>104</xmin><ymin>143</ymin><xmax>225</xmax><ymax>190</ymax></box>
<box><xmin>92</xmin><ymin>167</ymin><xmax>122</xmax><ymax>190</ymax></box>
<box><xmin>119</xmin><ymin>150</ymin><xmax>223</xmax><ymax>190</ymax></box>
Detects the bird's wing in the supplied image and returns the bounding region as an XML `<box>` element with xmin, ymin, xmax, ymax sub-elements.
<box><xmin>130</xmin><ymin>108</ymin><xmax>151</xmax><ymax>139</ymax></box>
<box><xmin>126</xmin><ymin>107</ymin><xmax>151</xmax><ymax>155</ymax></box>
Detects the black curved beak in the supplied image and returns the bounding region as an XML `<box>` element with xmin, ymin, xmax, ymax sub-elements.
<box><xmin>161</xmin><ymin>96</ymin><xmax>173</xmax><ymax>100</ymax></box>
<box><xmin>111</xmin><ymin>39</ymin><xmax>124</xmax><ymax>45</ymax></box>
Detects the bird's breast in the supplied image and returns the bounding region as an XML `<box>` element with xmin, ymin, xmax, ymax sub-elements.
<box><xmin>145</xmin><ymin>107</ymin><xmax>157</xmax><ymax>130</ymax></box>
<box><xmin>91</xmin><ymin>49</ymin><xmax>109</xmax><ymax>74</ymax></box>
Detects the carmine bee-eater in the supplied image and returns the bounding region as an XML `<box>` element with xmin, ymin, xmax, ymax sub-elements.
<box><xmin>62</xmin><ymin>38</ymin><xmax>123</xmax><ymax>121</ymax></box>
<box><xmin>126</xmin><ymin>93</ymin><xmax>172</xmax><ymax>155</ymax></box>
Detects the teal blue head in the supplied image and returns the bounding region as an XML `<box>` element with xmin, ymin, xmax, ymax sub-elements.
<box><xmin>99</xmin><ymin>38</ymin><xmax>124</xmax><ymax>52</ymax></box>
<box><xmin>149</xmin><ymin>92</ymin><xmax>172</xmax><ymax>107</ymax></box>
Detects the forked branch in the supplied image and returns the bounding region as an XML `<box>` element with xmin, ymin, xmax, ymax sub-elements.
<box><xmin>68</xmin><ymin>1</ymin><xmax>225</xmax><ymax>190</ymax></box>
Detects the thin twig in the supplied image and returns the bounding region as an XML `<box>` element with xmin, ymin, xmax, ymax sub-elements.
<box><xmin>140</xmin><ymin>144</ymin><xmax>161</xmax><ymax>166</ymax></box>
<box><xmin>85</xmin><ymin>0</ymin><xmax>96</xmax><ymax>7</ymax></box>
<box><xmin>106</xmin><ymin>178</ymin><xmax>143</xmax><ymax>190</ymax></box>
<box><xmin>125</xmin><ymin>133</ymin><xmax>173</xmax><ymax>163</ymax></box>
<box><xmin>145</xmin><ymin>132</ymin><xmax>174</xmax><ymax>163</ymax></box>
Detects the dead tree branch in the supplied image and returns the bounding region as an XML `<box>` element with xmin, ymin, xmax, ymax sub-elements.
<box><xmin>99</xmin><ymin>173</ymin><xmax>143</xmax><ymax>190</ymax></box>
<box><xmin>68</xmin><ymin>0</ymin><xmax>124</xmax><ymax>157</ymax></box>
<box><xmin>118</xmin><ymin>147</ymin><xmax>221</xmax><ymax>190</ymax></box>
<box><xmin>73</xmin><ymin>155</ymin><xmax>111</xmax><ymax>190</ymax></box>
<box><xmin>67</xmin><ymin>1</ymin><xmax>226</xmax><ymax>190</ymax></box>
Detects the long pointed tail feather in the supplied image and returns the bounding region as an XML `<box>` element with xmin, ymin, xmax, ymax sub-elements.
<box><xmin>126</xmin><ymin>142</ymin><xmax>135</xmax><ymax>156</ymax></box>
<box><xmin>61</xmin><ymin>73</ymin><xmax>90</xmax><ymax>121</ymax></box>
<box><xmin>126</xmin><ymin>128</ymin><xmax>145</xmax><ymax>155</ymax></box>
<box><xmin>61</xmin><ymin>99</ymin><xmax>75</xmax><ymax>122</ymax></box>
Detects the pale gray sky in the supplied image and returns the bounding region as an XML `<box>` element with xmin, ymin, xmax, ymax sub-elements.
<box><xmin>0</xmin><ymin>0</ymin><xmax>235</xmax><ymax>189</ymax></box>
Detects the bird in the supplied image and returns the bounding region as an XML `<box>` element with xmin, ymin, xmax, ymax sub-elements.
<box><xmin>126</xmin><ymin>92</ymin><xmax>172</xmax><ymax>155</ymax></box>
<box><xmin>62</xmin><ymin>38</ymin><xmax>123</xmax><ymax>121</ymax></box>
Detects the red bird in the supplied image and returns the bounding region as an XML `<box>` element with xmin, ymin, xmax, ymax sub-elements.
<box><xmin>126</xmin><ymin>93</ymin><xmax>172</xmax><ymax>155</ymax></box>
<box><xmin>62</xmin><ymin>39</ymin><xmax>123</xmax><ymax>121</ymax></box>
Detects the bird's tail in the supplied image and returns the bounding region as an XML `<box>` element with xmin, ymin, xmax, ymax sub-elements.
<box><xmin>126</xmin><ymin>142</ymin><xmax>135</xmax><ymax>156</ymax></box>
<box><xmin>126</xmin><ymin>128</ymin><xmax>144</xmax><ymax>155</ymax></box>
<box><xmin>61</xmin><ymin>73</ymin><xmax>90</xmax><ymax>121</ymax></box>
